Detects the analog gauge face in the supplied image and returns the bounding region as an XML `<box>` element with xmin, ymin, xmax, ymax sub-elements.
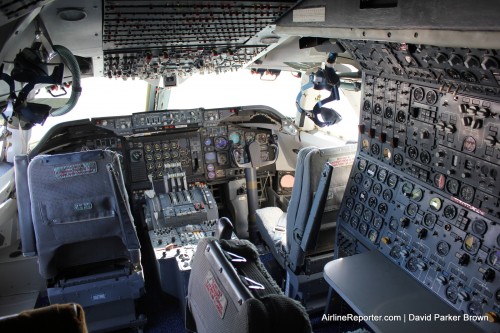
<box><xmin>423</xmin><ymin>213</ymin><xmax>437</xmax><ymax>228</ymax></box>
<box><xmin>389</xmin><ymin>218</ymin><xmax>398</xmax><ymax>232</ymax></box>
<box><xmin>154</xmin><ymin>143</ymin><xmax>161</xmax><ymax>151</ymax></box>
<box><xmin>341</xmin><ymin>210</ymin><xmax>351</xmax><ymax>221</ymax></box>
<box><xmin>373</xmin><ymin>103</ymin><xmax>382</xmax><ymax>115</ymax></box>
<box><xmin>145</xmin><ymin>144</ymin><xmax>153</xmax><ymax>152</ymax></box>
<box><xmin>156</xmin><ymin>170</ymin><xmax>163</xmax><ymax>178</ymax></box>
<box><xmin>429</xmin><ymin>197</ymin><xmax>442</xmax><ymax>211</ymax></box>
<box><xmin>354</xmin><ymin>173</ymin><xmax>363</xmax><ymax>184</ymax></box>
<box><xmin>350</xmin><ymin>216</ymin><xmax>359</xmax><ymax>229</ymax></box>
<box><xmin>147</xmin><ymin>162</ymin><xmax>154</xmax><ymax>171</ymax></box>
<box><xmin>363</xmin><ymin>178</ymin><xmax>373</xmax><ymax>190</ymax></box>
<box><xmin>346</xmin><ymin>197</ymin><xmax>355</xmax><ymax>209</ymax></box>
<box><xmin>217</xmin><ymin>152</ymin><xmax>228</xmax><ymax>165</ymax></box>
<box><xmin>406</xmin><ymin>203</ymin><xmax>418</xmax><ymax>217</ymax></box>
<box><xmin>425</xmin><ymin>90</ymin><xmax>438</xmax><ymax>105</ymax></box>
<box><xmin>256</xmin><ymin>133</ymin><xmax>268</xmax><ymax>144</ymax></box>
<box><xmin>131</xmin><ymin>150</ymin><xmax>143</xmax><ymax>161</ymax></box>
<box><xmin>373</xmin><ymin>183</ymin><xmax>383</xmax><ymax>195</ymax></box>
<box><xmin>446</xmin><ymin>68</ymin><xmax>461</xmax><ymax>80</ymax></box>
<box><xmin>371</xmin><ymin>144</ymin><xmax>381</xmax><ymax>155</ymax></box>
<box><xmin>171</xmin><ymin>151</ymin><xmax>179</xmax><ymax>158</ymax></box>
<box><xmin>383</xmin><ymin>189</ymin><xmax>393</xmax><ymax>201</ymax></box>
<box><xmin>471</xmin><ymin>219</ymin><xmax>488</xmax><ymax>236</ymax></box>
<box><xmin>180</xmin><ymin>148</ymin><xmax>188</xmax><ymax>156</ymax></box>
<box><xmin>396</xmin><ymin>110</ymin><xmax>406</xmax><ymax>123</ymax></box>
<box><xmin>464</xmin><ymin>234</ymin><xmax>481</xmax><ymax>254</ymax></box>
<box><xmin>162</xmin><ymin>142</ymin><xmax>169</xmax><ymax>150</ymax></box>
<box><xmin>354</xmin><ymin>204</ymin><xmax>363</xmax><ymax>216</ymax></box>
<box><xmin>488</xmin><ymin>250</ymin><xmax>500</xmax><ymax>270</ymax></box>
<box><xmin>363</xmin><ymin>208</ymin><xmax>373</xmax><ymax>222</ymax></box>
<box><xmin>350</xmin><ymin>186</ymin><xmax>358</xmax><ymax>196</ymax></box>
<box><xmin>358</xmin><ymin>222</ymin><xmax>368</xmax><ymax>236</ymax></box>
<box><xmin>170</xmin><ymin>142</ymin><xmax>178</xmax><ymax>149</ymax></box>
<box><xmin>368</xmin><ymin>229</ymin><xmax>379</xmax><ymax>243</ymax></box>
<box><xmin>363</xmin><ymin>100</ymin><xmax>371</xmax><ymax>112</ymax></box>
<box><xmin>434</xmin><ymin>173</ymin><xmax>446</xmax><ymax>190</ymax></box>
<box><xmin>155</xmin><ymin>152</ymin><xmax>162</xmax><ymax>160</ymax></box>
<box><xmin>368</xmin><ymin>197</ymin><xmax>378</xmax><ymax>209</ymax></box>
<box><xmin>358</xmin><ymin>159</ymin><xmax>368</xmax><ymax>171</ymax></box>
<box><xmin>205</xmin><ymin>152</ymin><xmax>217</xmax><ymax>163</ymax></box>
<box><xmin>163</xmin><ymin>151</ymin><xmax>171</xmax><ymax>159</ymax></box>
<box><xmin>411</xmin><ymin>188</ymin><xmax>424</xmax><ymax>202</ymax></box>
<box><xmin>406</xmin><ymin>257</ymin><xmax>419</xmax><ymax>272</ymax></box>
<box><xmin>214</xmin><ymin>137</ymin><xmax>228</xmax><ymax>149</ymax></box>
<box><xmin>387</xmin><ymin>174</ymin><xmax>398</xmax><ymax>188</ymax></box>
<box><xmin>359</xmin><ymin>191</ymin><xmax>368</xmax><ymax>202</ymax></box>
<box><xmin>467</xmin><ymin>302</ymin><xmax>483</xmax><ymax>316</ymax></box>
<box><xmin>420</xmin><ymin>150</ymin><xmax>431</xmax><ymax>165</ymax></box>
<box><xmin>245</xmin><ymin>132</ymin><xmax>255</xmax><ymax>143</ymax></box>
<box><xmin>413</xmin><ymin>87</ymin><xmax>425</xmax><ymax>102</ymax></box>
<box><xmin>181</xmin><ymin>157</ymin><xmax>189</xmax><ymax>165</ymax></box>
<box><xmin>207</xmin><ymin>171</ymin><xmax>216</xmax><ymax>179</ymax></box>
<box><xmin>443</xmin><ymin>205</ymin><xmax>457</xmax><ymax>220</ymax></box>
<box><xmin>204</xmin><ymin>138</ymin><xmax>213</xmax><ymax>146</ymax></box>
<box><xmin>390</xmin><ymin>245</ymin><xmax>402</xmax><ymax>259</ymax></box>
<box><xmin>436</xmin><ymin>241</ymin><xmax>451</xmax><ymax>257</ymax></box>
<box><xmin>373</xmin><ymin>216</ymin><xmax>383</xmax><ymax>230</ymax></box>
<box><xmin>446</xmin><ymin>179</ymin><xmax>459</xmax><ymax>195</ymax></box>
<box><xmin>402</xmin><ymin>182</ymin><xmax>414</xmax><ymax>197</ymax></box>
<box><xmin>228</xmin><ymin>131</ymin><xmax>240</xmax><ymax>144</ymax></box>
<box><xmin>463</xmin><ymin>136</ymin><xmax>476</xmax><ymax>152</ymax></box>
<box><xmin>393</xmin><ymin>153</ymin><xmax>404</xmax><ymax>166</ymax></box>
<box><xmin>367</xmin><ymin>164</ymin><xmax>378</xmax><ymax>177</ymax></box>
<box><xmin>384</xmin><ymin>107</ymin><xmax>393</xmax><ymax>119</ymax></box>
<box><xmin>146</xmin><ymin>154</ymin><xmax>153</xmax><ymax>161</ymax></box>
<box><xmin>445</xmin><ymin>285</ymin><xmax>459</xmax><ymax>303</ymax></box>
<box><xmin>408</xmin><ymin>146</ymin><xmax>419</xmax><ymax>160</ymax></box>
<box><xmin>460</xmin><ymin>185</ymin><xmax>474</xmax><ymax>203</ymax></box>
<box><xmin>377</xmin><ymin>168</ymin><xmax>388</xmax><ymax>182</ymax></box>
<box><xmin>378</xmin><ymin>203</ymin><xmax>388</xmax><ymax>215</ymax></box>
<box><xmin>155</xmin><ymin>161</ymin><xmax>163</xmax><ymax>169</ymax></box>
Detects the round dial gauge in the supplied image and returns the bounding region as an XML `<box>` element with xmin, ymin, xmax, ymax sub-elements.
<box><xmin>354</xmin><ymin>204</ymin><xmax>363</xmax><ymax>216</ymax></box>
<box><xmin>396</xmin><ymin>110</ymin><xmax>406</xmax><ymax>123</ymax></box>
<box><xmin>373</xmin><ymin>183</ymin><xmax>383</xmax><ymax>195</ymax></box>
<box><xmin>423</xmin><ymin>213</ymin><xmax>437</xmax><ymax>228</ymax></box>
<box><xmin>171</xmin><ymin>151</ymin><xmax>179</xmax><ymax>158</ymax></box>
<box><xmin>368</xmin><ymin>197</ymin><xmax>378</xmax><ymax>209</ymax></box>
<box><xmin>471</xmin><ymin>219</ymin><xmax>488</xmax><ymax>236</ymax></box>
<box><xmin>354</xmin><ymin>173</ymin><xmax>363</xmax><ymax>184</ymax></box>
<box><xmin>445</xmin><ymin>285</ymin><xmax>459</xmax><ymax>303</ymax></box>
<box><xmin>363</xmin><ymin>178</ymin><xmax>373</xmax><ymax>190</ymax></box>
<box><xmin>446</xmin><ymin>179</ymin><xmax>459</xmax><ymax>195</ymax></box>
<box><xmin>341</xmin><ymin>210</ymin><xmax>351</xmax><ymax>221</ymax></box>
<box><xmin>256</xmin><ymin>133</ymin><xmax>268</xmax><ymax>144</ymax></box>
<box><xmin>406</xmin><ymin>257</ymin><xmax>419</xmax><ymax>272</ymax></box>
<box><xmin>393</xmin><ymin>153</ymin><xmax>404</xmax><ymax>166</ymax></box>
<box><xmin>387</xmin><ymin>174</ymin><xmax>398</xmax><ymax>188</ymax></box>
<box><xmin>363</xmin><ymin>100</ymin><xmax>371</xmax><ymax>112</ymax></box>
<box><xmin>144</xmin><ymin>144</ymin><xmax>153</xmax><ymax>152</ymax></box>
<box><xmin>245</xmin><ymin>132</ymin><xmax>255</xmax><ymax>143</ymax></box>
<box><xmin>373</xmin><ymin>216</ymin><xmax>383</xmax><ymax>230</ymax></box>
<box><xmin>436</xmin><ymin>241</ymin><xmax>451</xmax><ymax>257</ymax></box>
<box><xmin>402</xmin><ymin>182</ymin><xmax>414</xmax><ymax>197</ymax></box>
<box><xmin>358</xmin><ymin>159</ymin><xmax>368</xmax><ymax>171</ymax></box>
<box><xmin>463</xmin><ymin>136</ymin><xmax>476</xmax><ymax>152</ymax></box>
<box><xmin>460</xmin><ymin>185</ymin><xmax>474</xmax><ymax>203</ymax></box>
<box><xmin>359</xmin><ymin>191</ymin><xmax>368</xmax><ymax>202</ymax></box>
<box><xmin>371</xmin><ymin>144</ymin><xmax>381</xmax><ymax>155</ymax></box>
<box><xmin>425</xmin><ymin>90</ymin><xmax>438</xmax><ymax>105</ymax></box>
<box><xmin>488</xmin><ymin>251</ymin><xmax>500</xmax><ymax>270</ymax></box>
<box><xmin>163</xmin><ymin>151</ymin><xmax>171</xmax><ymax>159</ymax></box>
<box><xmin>350</xmin><ymin>186</ymin><xmax>358</xmax><ymax>196</ymax></box>
<box><xmin>206</xmin><ymin>164</ymin><xmax>215</xmax><ymax>171</ymax></box>
<box><xmin>378</xmin><ymin>203</ymin><xmax>388</xmax><ymax>216</ymax></box>
<box><xmin>434</xmin><ymin>173</ymin><xmax>446</xmax><ymax>190</ymax></box>
<box><xmin>406</xmin><ymin>203</ymin><xmax>418</xmax><ymax>217</ymax></box>
<box><xmin>384</xmin><ymin>107</ymin><xmax>393</xmax><ymax>119</ymax></box>
<box><xmin>373</xmin><ymin>103</ymin><xmax>382</xmax><ymax>115</ymax></box>
<box><xmin>413</xmin><ymin>87</ymin><xmax>425</xmax><ymax>102</ymax></box>
<box><xmin>367</xmin><ymin>164</ymin><xmax>378</xmax><ymax>177</ymax></box>
<box><xmin>420</xmin><ymin>150</ymin><xmax>431</xmax><ymax>164</ymax></box>
<box><xmin>228</xmin><ymin>131</ymin><xmax>240</xmax><ymax>144</ymax></box>
<box><xmin>368</xmin><ymin>229</ymin><xmax>379</xmax><ymax>243</ymax></box>
<box><xmin>170</xmin><ymin>142</ymin><xmax>178</xmax><ymax>149</ymax></box>
<box><xmin>429</xmin><ymin>197</ymin><xmax>442</xmax><ymax>211</ymax></box>
<box><xmin>350</xmin><ymin>216</ymin><xmax>359</xmax><ymax>229</ymax></box>
<box><xmin>443</xmin><ymin>205</ymin><xmax>457</xmax><ymax>220</ymax></box>
<box><xmin>383</xmin><ymin>189</ymin><xmax>393</xmax><ymax>201</ymax></box>
<box><xmin>411</xmin><ymin>188</ymin><xmax>423</xmax><ymax>202</ymax></box>
<box><xmin>162</xmin><ymin>142</ymin><xmax>170</xmax><ymax>150</ymax></box>
<box><xmin>464</xmin><ymin>234</ymin><xmax>481</xmax><ymax>254</ymax></box>
<box><xmin>408</xmin><ymin>146</ymin><xmax>419</xmax><ymax>160</ymax></box>
<box><xmin>390</xmin><ymin>245</ymin><xmax>402</xmax><ymax>259</ymax></box>
<box><xmin>131</xmin><ymin>150</ymin><xmax>143</xmax><ymax>161</ymax></box>
<box><xmin>389</xmin><ymin>218</ymin><xmax>398</xmax><ymax>232</ymax></box>
<box><xmin>146</xmin><ymin>154</ymin><xmax>153</xmax><ymax>161</ymax></box>
<box><xmin>377</xmin><ymin>168</ymin><xmax>388</xmax><ymax>182</ymax></box>
<box><xmin>358</xmin><ymin>222</ymin><xmax>368</xmax><ymax>236</ymax></box>
<box><xmin>204</xmin><ymin>138</ymin><xmax>213</xmax><ymax>146</ymax></box>
<box><xmin>467</xmin><ymin>302</ymin><xmax>483</xmax><ymax>316</ymax></box>
<box><xmin>214</xmin><ymin>137</ymin><xmax>228</xmax><ymax>149</ymax></box>
<box><xmin>345</xmin><ymin>197</ymin><xmax>355</xmax><ymax>209</ymax></box>
<box><xmin>362</xmin><ymin>208</ymin><xmax>373</xmax><ymax>222</ymax></box>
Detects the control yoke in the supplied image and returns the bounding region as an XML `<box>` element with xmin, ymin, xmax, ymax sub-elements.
<box><xmin>230</xmin><ymin>139</ymin><xmax>279</xmax><ymax>169</ymax></box>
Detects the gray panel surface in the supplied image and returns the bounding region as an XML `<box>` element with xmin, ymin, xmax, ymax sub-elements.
<box><xmin>324</xmin><ymin>251</ymin><xmax>483</xmax><ymax>333</ymax></box>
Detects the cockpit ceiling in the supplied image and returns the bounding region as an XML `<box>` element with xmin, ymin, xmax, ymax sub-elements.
<box><xmin>102</xmin><ymin>1</ymin><xmax>298</xmax><ymax>81</ymax></box>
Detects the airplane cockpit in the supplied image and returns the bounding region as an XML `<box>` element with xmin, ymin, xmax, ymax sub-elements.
<box><xmin>0</xmin><ymin>1</ymin><xmax>499</xmax><ymax>333</ymax></box>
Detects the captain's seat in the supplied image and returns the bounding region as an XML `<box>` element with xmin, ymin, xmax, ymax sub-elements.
<box><xmin>255</xmin><ymin>145</ymin><xmax>356</xmax><ymax>312</ymax></box>
<box><xmin>14</xmin><ymin>150</ymin><xmax>145</xmax><ymax>332</ymax></box>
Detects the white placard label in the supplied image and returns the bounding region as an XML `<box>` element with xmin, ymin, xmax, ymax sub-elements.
<box><xmin>293</xmin><ymin>7</ymin><xmax>326</xmax><ymax>23</ymax></box>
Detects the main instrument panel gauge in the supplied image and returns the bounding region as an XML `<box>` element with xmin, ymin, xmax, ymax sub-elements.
<box><xmin>358</xmin><ymin>222</ymin><xmax>368</xmax><ymax>236</ymax></box>
<box><xmin>423</xmin><ymin>213</ymin><xmax>437</xmax><ymax>228</ymax></box>
<box><xmin>413</xmin><ymin>87</ymin><xmax>425</xmax><ymax>102</ymax></box>
<box><xmin>145</xmin><ymin>154</ymin><xmax>154</xmax><ymax>161</ymax></box>
<box><xmin>429</xmin><ymin>197</ymin><xmax>442</xmax><ymax>211</ymax></box>
<box><xmin>396</xmin><ymin>110</ymin><xmax>406</xmax><ymax>123</ymax></box>
<box><xmin>390</xmin><ymin>245</ymin><xmax>402</xmax><ymax>259</ymax></box>
<box><xmin>163</xmin><ymin>151</ymin><xmax>171</xmax><ymax>159</ymax></box>
<box><xmin>359</xmin><ymin>191</ymin><xmax>368</xmax><ymax>202</ymax></box>
<box><xmin>411</xmin><ymin>188</ymin><xmax>423</xmax><ymax>202</ymax></box>
<box><xmin>443</xmin><ymin>205</ymin><xmax>457</xmax><ymax>220</ymax></box>
<box><xmin>420</xmin><ymin>150</ymin><xmax>431</xmax><ymax>165</ymax></box>
<box><xmin>434</xmin><ymin>173</ymin><xmax>446</xmax><ymax>190</ymax></box>
<box><xmin>228</xmin><ymin>131</ymin><xmax>240</xmax><ymax>144</ymax></box>
<box><xmin>406</xmin><ymin>203</ymin><xmax>418</xmax><ymax>217</ymax></box>
<box><xmin>354</xmin><ymin>173</ymin><xmax>363</xmax><ymax>184</ymax></box>
<box><xmin>363</xmin><ymin>178</ymin><xmax>373</xmax><ymax>190</ymax></box>
<box><xmin>214</xmin><ymin>137</ymin><xmax>228</xmax><ymax>150</ymax></box>
<box><xmin>170</xmin><ymin>142</ymin><xmax>178</xmax><ymax>149</ymax></box>
<box><xmin>350</xmin><ymin>216</ymin><xmax>359</xmax><ymax>229</ymax></box>
<box><xmin>371</xmin><ymin>144</ymin><xmax>381</xmax><ymax>155</ymax></box>
<box><xmin>145</xmin><ymin>144</ymin><xmax>153</xmax><ymax>152</ymax></box>
<box><xmin>393</xmin><ymin>153</ymin><xmax>404</xmax><ymax>166</ymax></box>
<box><xmin>463</xmin><ymin>136</ymin><xmax>476</xmax><ymax>152</ymax></box>
<box><xmin>446</xmin><ymin>179</ymin><xmax>459</xmax><ymax>195</ymax></box>
<box><xmin>363</xmin><ymin>208</ymin><xmax>373</xmax><ymax>222</ymax></box>
<box><xmin>345</xmin><ymin>197</ymin><xmax>355</xmax><ymax>209</ymax></box>
<box><xmin>204</xmin><ymin>138</ymin><xmax>213</xmax><ymax>146</ymax></box>
<box><xmin>368</xmin><ymin>229</ymin><xmax>379</xmax><ymax>243</ymax></box>
<box><xmin>171</xmin><ymin>151</ymin><xmax>179</xmax><ymax>158</ymax></box>
<box><xmin>372</xmin><ymin>183</ymin><xmax>382</xmax><ymax>195</ymax></box>
<box><xmin>384</xmin><ymin>107</ymin><xmax>393</xmax><ymax>119</ymax></box>
<box><xmin>154</xmin><ymin>143</ymin><xmax>161</xmax><ymax>151</ymax></box>
<box><xmin>377</xmin><ymin>168</ymin><xmax>388</xmax><ymax>182</ymax></box>
<box><xmin>402</xmin><ymin>182</ymin><xmax>414</xmax><ymax>197</ymax></box>
<box><xmin>488</xmin><ymin>250</ymin><xmax>500</xmax><ymax>270</ymax></box>
<box><xmin>467</xmin><ymin>302</ymin><xmax>483</xmax><ymax>316</ymax></box>
<box><xmin>354</xmin><ymin>203</ymin><xmax>363</xmax><ymax>216</ymax></box>
<box><xmin>407</xmin><ymin>146</ymin><xmax>419</xmax><ymax>160</ymax></box>
<box><xmin>363</xmin><ymin>100</ymin><xmax>371</xmax><ymax>112</ymax></box>
<box><xmin>471</xmin><ymin>219</ymin><xmax>488</xmax><ymax>236</ymax></box>
<box><xmin>206</xmin><ymin>164</ymin><xmax>215</xmax><ymax>172</ymax></box>
<box><xmin>256</xmin><ymin>133</ymin><xmax>268</xmax><ymax>144</ymax></box>
<box><xmin>155</xmin><ymin>161</ymin><xmax>163</xmax><ymax>169</ymax></box>
<box><xmin>155</xmin><ymin>152</ymin><xmax>162</xmax><ymax>160</ymax></box>
<box><xmin>425</xmin><ymin>89</ymin><xmax>438</xmax><ymax>105</ymax></box>
<box><xmin>367</xmin><ymin>164</ymin><xmax>378</xmax><ymax>177</ymax></box>
<box><xmin>341</xmin><ymin>210</ymin><xmax>351</xmax><ymax>221</ymax></box>
<box><xmin>383</xmin><ymin>189</ymin><xmax>393</xmax><ymax>201</ymax></box>
<box><xmin>373</xmin><ymin>216</ymin><xmax>383</xmax><ymax>230</ymax></box>
<box><xmin>180</xmin><ymin>148</ymin><xmax>188</xmax><ymax>157</ymax></box>
<box><xmin>387</xmin><ymin>174</ymin><xmax>398</xmax><ymax>188</ymax></box>
<box><xmin>358</xmin><ymin>159</ymin><xmax>368</xmax><ymax>171</ymax></box>
<box><xmin>373</xmin><ymin>103</ymin><xmax>382</xmax><ymax>115</ymax></box>
<box><xmin>162</xmin><ymin>142</ymin><xmax>169</xmax><ymax>150</ymax></box>
<box><xmin>389</xmin><ymin>218</ymin><xmax>398</xmax><ymax>232</ymax></box>
<box><xmin>217</xmin><ymin>152</ymin><xmax>228</xmax><ymax>165</ymax></box>
<box><xmin>245</xmin><ymin>132</ymin><xmax>255</xmax><ymax>143</ymax></box>
<box><xmin>131</xmin><ymin>150</ymin><xmax>143</xmax><ymax>161</ymax></box>
<box><xmin>436</xmin><ymin>241</ymin><xmax>451</xmax><ymax>257</ymax></box>
<box><xmin>378</xmin><ymin>203</ymin><xmax>388</xmax><ymax>215</ymax></box>
<box><xmin>368</xmin><ymin>196</ymin><xmax>378</xmax><ymax>209</ymax></box>
<box><xmin>460</xmin><ymin>185</ymin><xmax>474</xmax><ymax>203</ymax></box>
<box><xmin>464</xmin><ymin>234</ymin><xmax>481</xmax><ymax>254</ymax></box>
<box><xmin>350</xmin><ymin>186</ymin><xmax>358</xmax><ymax>196</ymax></box>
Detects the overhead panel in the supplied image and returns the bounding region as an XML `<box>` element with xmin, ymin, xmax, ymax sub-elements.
<box><xmin>102</xmin><ymin>0</ymin><xmax>297</xmax><ymax>81</ymax></box>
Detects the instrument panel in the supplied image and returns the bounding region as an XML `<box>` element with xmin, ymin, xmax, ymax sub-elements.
<box><xmin>337</xmin><ymin>40</ymin><xmax>500</xmax><ymax>333</ymax></box>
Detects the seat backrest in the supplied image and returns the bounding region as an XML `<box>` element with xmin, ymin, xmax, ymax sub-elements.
<box><xmin>23</xmin><ymin>150</ymin><xmax>140</xmax><ymax>279</ymax></box>
<box><xmin>187</xmin><ymin>237</ymin><xmax>311</xmax><ymax>333</ymax></box>
<box><xmin>286</xmin><ymin>144</ymin><xmax>356</xmax><ymax>272</ymax></box>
